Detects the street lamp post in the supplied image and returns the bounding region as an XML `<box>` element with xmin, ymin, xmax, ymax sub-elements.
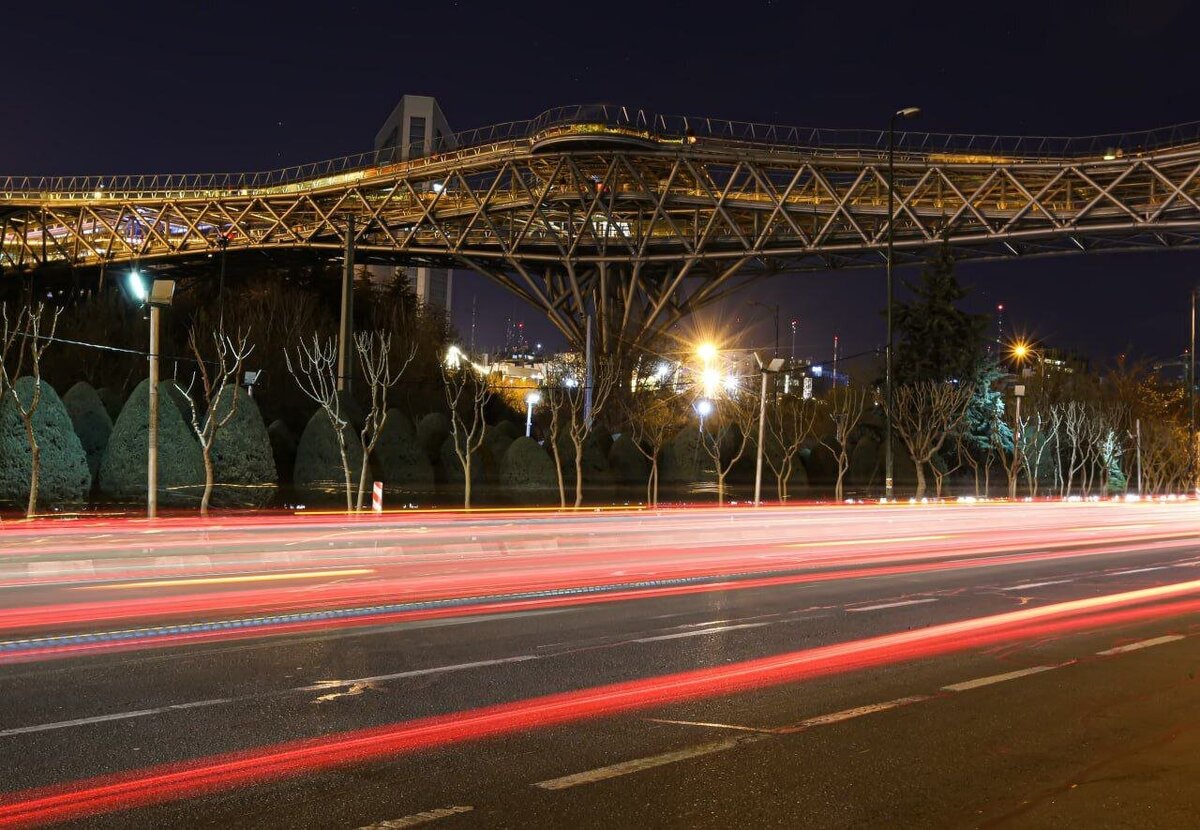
<box><xmin>125</xmin><ymin>271</ymin><xmax>176</xmax><ymax>519</ymax></box>
<box><xmin>753</xmin><ymin>355</ymin><xmax>786</xmax><ymax>506</ymax></box>
<box><xmin>884</xmin><ymin>106</ymin><xmax>921</xmax><ymax>502</ymax></box>
<box><xmin>525</xmin><ymin>390</ymin><xmax>541</xmax><ymax>438</ymax></box>
<box><xmin>1191</xmin><ymin>288</ymin><xmax>1196</xmax><ymax>491</ymax></box>
<box><xmin>747</xmin><ymin>301</ymin><xmax>780</xmax><ymax>357</ymax></box>
<box><xmin>695</xmin><ymin>399</ymin><xmax>713</xmax><ymax>434</ymax></box>
<box><xmin>1012</xmin><ymin>384</ymin><xmax>1025</xmax><ymax>500</ymax></box>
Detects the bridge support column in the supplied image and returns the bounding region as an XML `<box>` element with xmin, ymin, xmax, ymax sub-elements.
<box><xmin>337</xmin><ymin>216</ymin><xmax>355</xmax><ymax>393</ymax></box>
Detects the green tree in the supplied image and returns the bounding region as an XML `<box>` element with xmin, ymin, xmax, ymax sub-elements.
<box><xmin>893</xmin><ymin>246</ymin><xmax>987</xmax><ymax>385</ymax></box>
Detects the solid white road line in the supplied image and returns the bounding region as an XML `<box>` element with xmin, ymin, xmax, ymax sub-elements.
<box><xmin>533</xmin><ymin>737</ymin><xmax>760</xmax><ymax>790</ymax></box>
<box><xmin>1108</xmin><ymin>566</ymin><xmax>1169</xmax><ymax>576</ymax></box>
<box><xmin>0</xmin><ymin>698</ymin><xmax>232</xmax><ymax>737</ymax></box>
<box><xmin>1096</xmin><ymin>635</ymin><xmax>1186</xmax><ymax>656</ymax></box>
<box><xmin>355</xmin><ymin>805</ymin><xmax>473</xmax><ymax>829</ymax></box>
<box><xmin>632</xmin><ymin>623</ymin><xmax>770</xmax><ymax>643</ymax></box>
<box><xmin>846</xmin><ymin>598</ymin><xmax>937</xmax><ymax>613</ymax></box>
<box><xmin>1000</xmin><ymin>579</ymin><xmax>1073</xmax><ymax>590</ymax></box>
<box><xmin>0</xmin><ymin>657</ymin><xmax>539</xmax><ymax>738</ymax></box>
<box><xmin>941</xmin><ymin>665</ymin><xmax>1057</xmax><ymax>692</ymax></box>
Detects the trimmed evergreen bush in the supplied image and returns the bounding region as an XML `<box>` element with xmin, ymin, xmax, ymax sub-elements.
<box><xmin>608</xmin><ymin>434</ymin><xmax>649</xmax><ymax>484</ymax></box>
<box><xmin>96</xmin><ymin>387</ymin><xmax>125</xmax><ymax>422</ymax></box>
<box><xmin>0</xmin><ymin>378</ymin><xmax>91</xmax><ymax>510</ymax></box>
<box><xmin>417</xmin><ymin>412</ymin><xmax>450</xmax><ymax>463</ymax></box>
<box><xmin>848</xmin><ymin>436</ymin><xmax>880</xmax><ymax>488</ymax></box>
<box><xmin>293</xmin><ymin>408</ymin><xmax>365</xmax><ymax>503</ymax></box>
<box><xmin>208</xmin><ymin>386</ymin><xmax>276</xmax><ymax>508</ymax></box>
<box><xmin>374</xmin><ymin>409</ymin><xmax>435</xmax><ymax>491</ymax></box>
<box><xmin>439</xmin><ymin>434</ymin><xmax>483</xmax><ymax>483</ymax></box>
<box><xmin>661</xmin><ymin>426</ymin><xmax>714</xmax><ymax>484</ymax></box>
<box><xmin>99</xmin><ymin>379</ymin><xmax>204</xmax><ymax>506</ymax></box>
<box><xmin>62</xmin><ymin>381</ymin><xmax>113</xmax><ymax>480</ymax></box>
<box><xmin>500</xmin><ymin>436</ymin><xmax>558</xmax><ymax>493</ymax></box>
<box><xmin>268</xmin><ymin>420</ymin><xmax>297</xmax><ymax>484</ymax></box>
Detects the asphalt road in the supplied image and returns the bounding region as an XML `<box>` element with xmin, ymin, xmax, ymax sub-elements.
<box><xmin>2</xmin><ymin>502</ymin><xmax>1200</xmax><ymax>828</ymax></box>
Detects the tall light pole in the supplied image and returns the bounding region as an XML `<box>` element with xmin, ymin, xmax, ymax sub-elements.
<box><xmin>125</xmin><ymin>272</ymin><xmax>176</xmax><ymax>519</ymax></box>
<box><xmin>1191</xmin><ymin>288</ymin><xmax>1196</xmax><ymax>491</ymax></box>
<box><xmin>747</xmin><ymin>300</ymin><xmax>780</xmax><ymax>356</ymax></box>
<box><xmin>884</xmin><ymin>105</ymin><xmax>921</xmax><ymax>502</ymax></box>
<box><xmin>525</xmin><ymin>390</ymin><xmax>541</xmax><ymax>438</ymax></box>
<box><xmin>1011</xmin><ymin>384</ymin><xmax>1025</xmax><ymax>500</ymax></box>
<box><xmin>754</xmin><ymin>355</ymin><xmax>786</xmax><ymax>506</ymax></box>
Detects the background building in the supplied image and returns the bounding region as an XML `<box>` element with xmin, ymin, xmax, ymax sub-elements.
<box><xmin>368</xmin><ymin>95</ymin><xmax>455</xmax><ymax>317</ymax></box>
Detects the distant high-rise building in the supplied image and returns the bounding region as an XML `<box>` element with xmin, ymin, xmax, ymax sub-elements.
<box><xmin>368</xmin><ymin>95</ymin><xmax>455</xmax><ymax>317</ymax></box>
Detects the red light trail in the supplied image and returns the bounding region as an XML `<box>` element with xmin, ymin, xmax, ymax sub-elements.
<box><xmin>1</xmin><ymin>577</ymin><xmax>1198</xmax><ymax>828</ymax></box>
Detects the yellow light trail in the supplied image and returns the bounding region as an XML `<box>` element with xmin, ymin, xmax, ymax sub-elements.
<box><xmin>74</xmin><ymin>569</ymin><xmax>374</xmax><ymax>591</ymax></box>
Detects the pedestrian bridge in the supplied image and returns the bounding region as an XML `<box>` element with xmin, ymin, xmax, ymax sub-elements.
<box><xmin>4</xmin><ymin>104</ymin><xmax>1199</xmax><ymax>349</ymax></box>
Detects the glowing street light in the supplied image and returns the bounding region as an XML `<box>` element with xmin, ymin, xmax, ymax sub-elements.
<box><xmin>524</xmin><ymin>390</ymin><xmax>541</xmax><ymax>437</ymax></box>
<box><xmin>122</xmin><ymin>270</ymin><xmax>175</xmax><ymax>519</ymax></box>
<box><xmin>694</xmin><ymin>398</ymin><xmax>713</xmax><ymax>433</ymax></box>
<box><xmin>697</xmin><ymin>342</ymin><xmax>718</xmax><ymax>363</ymax></box>
<box><xmin>701</xmin><ymin>367</ymin><xmax>721</xmax><ymax>396</ymax></box>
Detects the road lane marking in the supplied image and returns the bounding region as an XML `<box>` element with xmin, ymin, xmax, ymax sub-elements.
<box><xmin>1096</xmin><ymin>635</ymin><xmax>1186</xmax><ymax>656</ymax></box>
<box><xmin>355</xmin><ymin>805</ymin><xmax>473</xmax><ymax>828</ymax></box>
<box><xmin>846</xmin><ymin>598</ymin><xmax>937</xmax><ymax>613</ymax></box>
<box><xmin>786</xmin><ymin>534</ymin><xmax>948</xmax><ymax>548</ymax></box>
<box><xmin>0</xmin><ymin>698</ymin><xmax>232</xmax><ymax>737</ymax></box>
<box><xmin>775</xmin><ymin>696</ymin><xmax>931</xmax><ymax>732</ymax></box>
<box><xmin>71</xmin><ymin>568</ymin><xmax>375</xmax><ymax>590</ymax></box>
<box><xmin>942</xmin><ymin>665</ymin><xmax>1057</xmax><ymax>692</ymax></box>
<box><xmin>632</xmin><ymin>623</ymin><xmax>770</xmax><ymax>643</ymax></box>
<box><xmin>645</xmin><ymin>718</ymin><xmax>773</xmax><ymax>733</ymax></box>
<box><xmin>1108</xmin><ymin>566</ymin><xmax>1169</xmax><ymax>575</ymax></box>
<box><xmin>0</xmin><ymin>657</ymin><xmax>539</xmax><ymax>738</ymax></box>
<box><xmin>1000</xmin><ymin>579</ymin><xmax>1073</xmax><ymax>590</ymax></box>
<box><xmin>533</xmin><ymin>736</ymin><xmax>763</xmax><ymax>790</ymax></box>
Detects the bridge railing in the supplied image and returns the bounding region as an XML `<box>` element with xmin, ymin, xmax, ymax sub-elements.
<box><xmin>6</xmin><ymin>105</ymin><xmax>1200</xmax><ymax>198</ymax></box>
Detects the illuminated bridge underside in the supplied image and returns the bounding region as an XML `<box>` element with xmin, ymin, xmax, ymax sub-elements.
<box><xmin>5</xmin><ymin>114</ymin><xmax>1200</xmax><ymax>350</ymax></box>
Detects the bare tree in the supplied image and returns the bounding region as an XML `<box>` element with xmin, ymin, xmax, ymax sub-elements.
<box><xmin>542</xmin><ymin>357</ymin><xmax>617</xmax><ymax>508</ymax></box>
<box><xmin>185</xmin><ymin>325</ymin><xmax>254</xmax><ymax>515</ymax></box>
<box><xmin>286</xmin><ymin>335</ymin><xmax>354</xmax><ymax>512</ymax></box>
<box><xmin>817</xmin><ymin>387</ymin><xmax>870</xmax><ymax>502</ymax></box>
<box><xmin>890</xmin><ymin>382</ymin><xmax>973</xmax><ymax>499</ymax></box>
<box><xmin>442</xmin><ymin>364</ymin><xmax>492</xmax><ymax>509</ymax></box>
<box><xmin>353</xmin><ymin>331</ymin><xmax>416</xmax><ymax>510</ymax></box>
<box><xmin>0</xmin><ymin>304</ymin><xmax>61</xmax><ymax>517</ymax></box>
<box><xmin>1019</xmin><ymin>409</ymin><xmax>1056</xmax><ymax>498</ymax></box>
<box><xmin>931</xmin><ymin>427</ymin><xmax>966</xmax><ymax>498</ymax></box>
<box><xmin>766</xmin><ymin>396</ymin><xmax>818</xmax><ymax>502</ymax></box>
<box><xmin>622</xmin><ymin>382</ymin><xmax>687</xmax><ymax>507</ymax></box>
<box><xmin>699</xmin><ymin>391</ymin><xmax>757</xmax><ymax>504</ymax></box>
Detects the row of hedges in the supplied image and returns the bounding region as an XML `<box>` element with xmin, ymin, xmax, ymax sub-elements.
<box><xmin>0</xmin><ymin>375</ymin><xmax>926</xmax><ymax>511</ymax></box>
<box><xmin>0</xmin><ymin>377</ymin><xmax>279</xmax><ymax>510</ymax></box>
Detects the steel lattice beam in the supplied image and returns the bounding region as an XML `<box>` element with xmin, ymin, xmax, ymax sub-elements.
<box><xmin>6</xmin><ymin>107</ymin><xmax>1200</xmax><ymax>353</ymax></box>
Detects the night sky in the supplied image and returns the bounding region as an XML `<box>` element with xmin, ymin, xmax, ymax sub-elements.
<box><xmin>8</xmin><ymin>0</ymin><xmax>1199</xmax><ymax>365</ymax></box>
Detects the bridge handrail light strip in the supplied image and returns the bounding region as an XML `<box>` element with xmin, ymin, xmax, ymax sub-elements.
<box><xmin>5</xmin><ymin>103</ymin><xmax>1200</xmax><ymax>199</ymax></box>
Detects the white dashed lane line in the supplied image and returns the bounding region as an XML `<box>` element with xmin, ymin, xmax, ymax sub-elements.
<box><xmin>1000</xmin><ymin>579</ymin><xmax>1073</xmax><ymax>591</ymax></box>
<box><xmin>1109</xmin><ymin>566</ymin><xmax>1170</xmax><ymax>576</ymax></box>
<box><xmin>354</xmin><ymin>805</ymin><xmax>473</xmax><ymax>829</ymax></box>
<box><xmin>846</xmin><ymin>598</ymin><xmax>938</xmax><ymax>613</ymax></box>
<box><xmin>941</xmin><ymin>665</ymin><xmax>1057</xmax><ymax>692</ymax></box>
<box><xmin>533</xmin><ymin>736</ymin><xmax>763</xmax><ymax>790</ymax></box>
<box><xmin>1095</xmin><ymin>634</ymin><xmax>1186</xmax><ymax>656</ymax></box>
<box><xmin>632</xmin><ymin>623</ymin><xmax>771</xmax><ymax>643</ymax></box>
<box><xmin>533</xmin><ymin>630</ymin><xmax>1197</xmax><ymax>792</ymax></box>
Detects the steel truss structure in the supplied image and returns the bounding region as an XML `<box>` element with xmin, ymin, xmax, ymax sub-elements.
<box><xmin>5</xmin><ymin>104</ymin><xmax>1200</xmax><ymax>352</ymax></box>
